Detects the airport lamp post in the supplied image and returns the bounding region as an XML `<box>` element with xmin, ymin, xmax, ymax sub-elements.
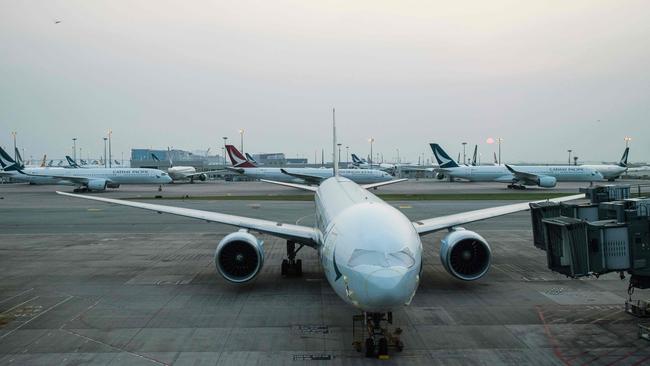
<box><xmin>72</xmin><ymin>138</ymin><xmax>77</xmax><ymax>161</ymax></box>
<box><xmin>369</xmin><ymin>137</ymin><xmax>374</xmax><ymax>164</ymax></box>
<box><xmin>346</xmin><ymin>146</ymin><xmax>349</xmax><ymax>167</ymax></box>
<box><xmin>11</xmin><ymin>131</ymin><xmax>17</xmax><ymax>161</ymax></box>
<box><xmin>625</xmin><ymin>136</ymin><xmax>632</xmax><ymax>148</ymax></box>
<box><xmin>567</xmin><ymin>149</ymin><xmax>572</xmax><ymax>165</ymax></box>
<box><xmin>462</xmin><ymin>142</ymin><xmax>467</xmax><ymax>165</ymax></box>
<box><xmin>222</xmin><ymin>137</ymin><xmax>228</xmax><ymax>166</ymax></box>
<box><xmin>337</xmin><ymin>143</ymin><xmax>342</xmax><ymax>169</ymax></box>
<box><xmin>108</xmin><ymin>130</ymin><xmax>112</xmax><ymax>168</ymax></box>
<box><xmin>239</xmin><ymin>129</ymin><xmax>244</xmax><ymax>153</ymax></box>
<box><xmin>496</xmin><ymin>138</ymin><xmax>503</xmax><ymax>165</ymax></box>
<box><xmin>103</xmin><ymin>138</ymin><xmax>108</xmax><ymax>168</ymax></box>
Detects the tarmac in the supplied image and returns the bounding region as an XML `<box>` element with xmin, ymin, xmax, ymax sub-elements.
<box><xmin>1</xmin><ymin>180</ymin><xmax>650</xmax><ymax>365</ymax></box>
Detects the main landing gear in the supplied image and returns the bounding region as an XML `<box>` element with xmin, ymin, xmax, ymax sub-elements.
<box><xmin>73</xmin><ymin>187</ymin><xmax>89</xmax><ymax>193</ymax></box>
<box><xmin>507</xmin><ymin>184</ymin><xmax>526</xmax><ymax>190</ymax></box>
<box><xmin>353</xmin><ymin>312</ymin><xmax>403</xmax><ymax>359</ymax></box>
<box><xmin>281</xmin><ymin>240</ymin><xmax>303</xmax><ymax>277</ymax></box>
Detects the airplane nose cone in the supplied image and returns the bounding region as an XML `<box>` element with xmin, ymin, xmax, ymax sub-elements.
<box><xmin>363</xmin><ymin>268</ymin><xmax>413</xmax><ymax>309</ymax></box>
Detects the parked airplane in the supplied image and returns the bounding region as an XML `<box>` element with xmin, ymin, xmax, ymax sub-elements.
<box><xmin>431</xmin><ymin>144</ymin><xmax>604</xmax><ymax>189</ymax></box>
<box><xmin>226</xmin><ymin>145</ymin><xmax>395</xmax><ymax>185</ymax></box>
<box><xmin>152</xmin><ymin>150</ymin><xmax>222</xmax><ymax>183</ymax></box>
<box><xmin>0</xmin><ymin>147</ymin><xmax>171</xmax><ymax>191</ymax></box>
<box><xmin>350</xmin><ymin>153</ymin><xmax>398</xmax><ymax>172</ymax></box>
<box><xmin>57</xmin><ymin>120</ymin><xmax>583</xmax><ymax>357</ymax></box>
<box><xmin>580</xmin><ymin>147</ymin><xmax>629</xmax><ymax>181</ymax></box>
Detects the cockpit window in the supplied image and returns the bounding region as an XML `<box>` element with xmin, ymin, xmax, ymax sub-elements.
<box><xmin>347</xmin><ymin>247</ymin><xmax>415</xmax><ymax>268</ymax></box>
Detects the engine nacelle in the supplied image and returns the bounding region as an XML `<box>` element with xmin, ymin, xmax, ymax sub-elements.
<box><xmin>440</xmin><ymin>228</ymin><xmax>491</xmax><ymax>281</ymax></box>
<box><xmin>215</xmin><ymin>230</ymin><xmax>264</xmax><ymax>283</ymax></box>
<box><xmin>107</xmin><ymin>182</ymin><xmax>120</xmax><ymax>188</ymax></box>
<box><xmin>86</xmin><ymin>179</ymin><xmax>108</xmax><ymax>191</ymax></box>
<box><xmin>537</xmin><ymin>175</ymin><xmax>557</xmax><ymax>188</ymax></box>
<box><xmin>198</xmin><ymin>173</ymin><xmax>207</xmax><ymax>181</ymax></box>
<box><xmin>436</xmin><ymin>173</ymin><xmax>445</xmax><ymax>180</ymax></box>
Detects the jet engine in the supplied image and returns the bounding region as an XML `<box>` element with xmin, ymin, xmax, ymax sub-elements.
<box><xmin>198</xmin><ymin>173</ymin><xmax>207</xmax><ymax>181</ymax></box>
<box><xmin>536</xmin><ymin>176</ymin><xmax>557</xmax><ymax>188</ymax></box>
<box><xmin>86</xmin><ymin>179</ymin><xmax>108</xmax><ymax>191</ymax></box>
<box><xmin>440</xmin><ymin>228</ymin><xmax>491</xmax><ymax>281</ymax></box>
<box><xmin>436</xmin><ymin>173</ymin><xmax>445</xmax><ymax>180</ymax></box>
<box><xmin>214</xmin><ymin>230</ymin><xmax>264</xmax><ymax>283</ymax></box>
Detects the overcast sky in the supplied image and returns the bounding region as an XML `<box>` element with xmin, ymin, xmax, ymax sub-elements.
<box><xmin>1</xmin><ymin>1</ymin><xmax>648</xmax><ymax>164</ymax></box>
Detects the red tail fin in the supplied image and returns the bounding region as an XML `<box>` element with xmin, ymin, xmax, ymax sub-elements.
<box><xmin>225</xmin><ymin>145</ymin><xmax>256</xmax><ymax>167</ymax></box>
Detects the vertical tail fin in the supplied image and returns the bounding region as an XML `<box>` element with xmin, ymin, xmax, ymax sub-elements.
<box><xmin>225</xmin><ymin>145</ymin><xmax>256</xmax><ymax>167</ymax></box>
<box><xmin>471</xmin><ymin>145</ymin><xmax>478</xmax><ymax>166</ymax></box>
<box><xmin>65</xmin><ymin>156</ymin><xmax>81</xmax><ymax>168</ymax></box>
<box><xmin>332</xmin><ymin>108</ymin><xmax>339</xmax><ymax>177</ymax></box>
<box><xmin>167</xmin><ymin>147</ymin><xmax>174</xmax><ymax>168</ymax></box>
<box><xmin>151</xmin><ymin>153</ymin><xmax>160</xmax><ymax>162</ymax></box>
<box><xmin>40</xmin><ymin>154</ymin><xmax>47</xmax><ymax>168</ymax></box>
<box><xmin>245</xmin><ymin>153</ymin><xmax>258</xmax><ymax>165</ymax></box>
<box><xmin>430</xmin><ymin>144</ymin><xmax>460</xmax><ymax>168</ymax></box>
<box><xmin>14</xmin><ymin>148</ymin><xmax>24</xmax><ymax>168</ymax></box>
<box><xmin>619</xmin><ymin>147</ymin><xmax>629</xmax><ymax>167</ymax></box>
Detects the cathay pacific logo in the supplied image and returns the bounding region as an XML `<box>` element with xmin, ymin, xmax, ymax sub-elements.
<box><xmin>430</xmin><ymin>144</ymin><xmax>459</xmax><ymax>168</ymax></box>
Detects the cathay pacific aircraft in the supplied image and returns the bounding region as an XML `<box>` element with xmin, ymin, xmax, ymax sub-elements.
<box><xmin>225</xmin><ymin>145</ymin><xmax>395</xmax><ymax>185</ymax></box>
<box><xmin>57</xmin><ymin>119</ymin><xmax>582</xmax><ymax>358</ymax></box>
<box><xmin>151</xmin><ymin>150</ymin><xmax>222</xmax><ymax>183</ymax></box>
<box><xmin>580</xmin><ymin>147</ymin><xmax>629</xmax><ymax>181</ymax></box>
<box><xmin>0</xmin><ymin>147</ymin><xmax>171</xmax><ymax>191</ymax></box>
<box><xmin>431</xmin><ymin>143</ymin><xmax>604</xmax><ymax>189</ymax></box>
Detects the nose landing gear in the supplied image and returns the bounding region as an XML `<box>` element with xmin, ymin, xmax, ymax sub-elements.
<box><xmin>353</xmin><ymin>312</ymin><xmax>403</xmax><ymax>359</ymax></box>
<box><xmin>281</xmin><ymin>240</ymin><xmax>303</xmax><ymax>277</ymax></box>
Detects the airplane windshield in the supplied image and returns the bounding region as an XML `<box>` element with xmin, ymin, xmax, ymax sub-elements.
<box><xmin>347</xmin><ymin>247</ymin><xmax>415</xmax><ymax>268</ymax></box>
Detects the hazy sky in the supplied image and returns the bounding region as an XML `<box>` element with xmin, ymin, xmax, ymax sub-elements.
<box><xmin>1</xmin><ymin>1</ymin><xmax>649</xmax><ymax>164</ymax></box>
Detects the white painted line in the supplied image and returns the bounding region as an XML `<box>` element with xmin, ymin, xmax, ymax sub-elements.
<box><xmin>0</xmin><ymin>288</ymin><xmax>34</xmax><ymax>305</ymax></box>
<box><xmin>0</xmin><ymin>296</ymin><xmax>73</xmax><ymax>340</ymax></box>
<box><xmin>1</xmin><ymin>296</ymin><xmax>40</xmax><ymax>314</ymax></box>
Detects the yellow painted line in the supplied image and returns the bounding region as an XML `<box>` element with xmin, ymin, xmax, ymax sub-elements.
<box><xmin>397</xmin><ymin>205</ymin><xmax>412</xmax><ymax>209</ymax></box>
<box><xmin>87</xmin><ymin>208</ymin><xmax>102</xmax><ymax>212</ymax></box>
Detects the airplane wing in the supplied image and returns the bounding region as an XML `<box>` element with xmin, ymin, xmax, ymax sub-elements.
<box><xmin>362</xmin><ymin>178</ymin><xmax>407</xmax><ymax>190</ymax></box>
<box><xmin>56</xmin><ymin>191</ymin><xmax>321</xmax><ymax>247</ymax></box>
<box><xmin>412</xmin><ymin>194</ymin><xmax>584</xmax><ymax>235</ymax></box>
<box><xmin>225</xmin><ymin>167</ymin><xmax>245</xmax><ymax>174</ymax></box>
<box><xmin>504</xmin><ymin>164</ymin><xmax>539</xmax><ymax>184</ymax></box>
<box><xmin>280</xmin><ymin>169</ymin><xmax>323</xmax><ymax>185</ymax></box>
<box><xmin>260</xmin><ymin>179</ymin><xmax>318</xmax><ymax>192</ymax></box>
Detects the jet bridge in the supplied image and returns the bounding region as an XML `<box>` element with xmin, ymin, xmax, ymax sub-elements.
<box><xmin>530</xmin><ymin>185</ymin><xmax>650</xmax><ymax>325</ymax></box>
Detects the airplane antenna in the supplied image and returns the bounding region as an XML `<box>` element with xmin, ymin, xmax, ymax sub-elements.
<box><xmin>332</xmin><ymin>108</ymin><xmax>339</xmax><ymax>177</ymax></box>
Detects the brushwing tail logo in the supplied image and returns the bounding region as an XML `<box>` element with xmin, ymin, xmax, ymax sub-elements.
<box><xmin>429</xmin><ymin>144</ymin><xmax>459</xmax><ymax>168</ymax></box>
<box><xmin>351</xmin><ymin>153</ymin><xmax>364</xmax><ymax>165</ymax></box>
<box><xmin>225</xmin><ymin>145</ymin><xmax>256</xmax><ymax>167</ymax></box>
<box><xmin>619</xmin><ymin>147</ymin><xmax>629</xmax><ymax>167</ymax></box>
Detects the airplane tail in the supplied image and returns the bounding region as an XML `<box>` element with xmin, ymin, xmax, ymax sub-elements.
<box><xmin>0</xmin><ymin>146</ymin><xmax>23</xmax><ymax>172</ymax></box>
<box><xmin>65</xmin><ymin>156</ymin><xmax>81</xmax><ymax>168</ymax></box>
<box><xmin>430</xmin><ymin>144</ymin><xmax>460</xmax><ymax>168</ymax></box>
<box><xmin>14</xmin><ymin>148</ymin><xmax>24</xmax><ymax>168</ymax></box>
<box><xmin>471</xmin><ymin>145</ymin><xmax>478</xmax><ymax>166</ymax></box>
<box><xmin>151</xmin><ymin>153</ymin><xmax>160</xmax><ymax>162</ymax></box>
<box><xmin>40</xmin><ymin>154</ymin><xmax>47</xmax><ymax>168</ymax></box>
<box><xmin>351</xmin><ymin>153</ymin><xmax>365</xmax><ymax>165</ymax></box>
<box><xmin>619</xmin><ymin>147</ymin><xmax>629</xmax><ymax>167</ymax></box>
<box><xmin>245</xmin><ymin>153</ymin><xmax>258</xmax><ymax>165</ymax></box>
<box><xmin>225</xmin><ymin>145</ymin><xmax>256</xmax><ymax>167</ymax></box>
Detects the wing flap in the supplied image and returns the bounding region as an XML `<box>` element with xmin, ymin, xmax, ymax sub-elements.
<box><xmin>413</xmin><ymin>194</ymin><xmax>584</xmax><ymax>235</ymax></box>
<box><xmin>56</xmin><ymin>191</ymin><xmax>320</xmax><ymax>247</ymax></box>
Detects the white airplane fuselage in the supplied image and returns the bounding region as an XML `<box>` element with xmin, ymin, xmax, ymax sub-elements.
<box><xmin>167</xmin><ymin>166</ymin><xmax>198</xmax><ymax>181</ymax></box>
<box><xmin>441</xmin><ymin>165</ymin><xmax>603</xmax><ymax>183</ymax></box>
<box><xmin>580</xmin><ymin>165</ymin><xmax>627</xmax><ymax>180</ymax></box>
<box><xmin>316</xmin><ymin>177</ymin><xmax>421</xmax><ymax>312</ymax></box>
<box><xmin>235</xmin><ymin>167</ymin><xmax>393</xmax><ymax>185</ymax></box>
<box><xmin>2</xmin><ymin>167</ymin><xmax>171</xmax><ymax>185</ymax></box>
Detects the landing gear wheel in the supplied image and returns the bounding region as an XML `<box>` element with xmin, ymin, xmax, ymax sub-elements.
<box><xmin>378</xmin><ymin>338</ymin><xmax>388</xmax><ymax>358</ymax></box>
<box><xmin>365</xmin><ymin>338</ymin><xmax>375</xmax><ymax>358</ymax></box>
<box><xmin>281</xmin><ymin>259</ymin><xmax>288</xmax><ymax>276</ymax></box>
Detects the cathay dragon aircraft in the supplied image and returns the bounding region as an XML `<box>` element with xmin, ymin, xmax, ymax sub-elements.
<box><xmin>57</xmin><ymin>121</ymin><xmax>583</xmax><ymax>358</ymax></box>
<box><xmin>432</xmin><ymin>143</ymin><xmax>604</xmax><ymax>189</ymax></box>
<box><xmin>225</xmin><ymin>145</ymin><xmax>395</xmax><ymax>185</ymax></box>
<box><xmin>0</xmin><ymin>147</ymin><xmax>171</xmax><ymax>191</ymax></box>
